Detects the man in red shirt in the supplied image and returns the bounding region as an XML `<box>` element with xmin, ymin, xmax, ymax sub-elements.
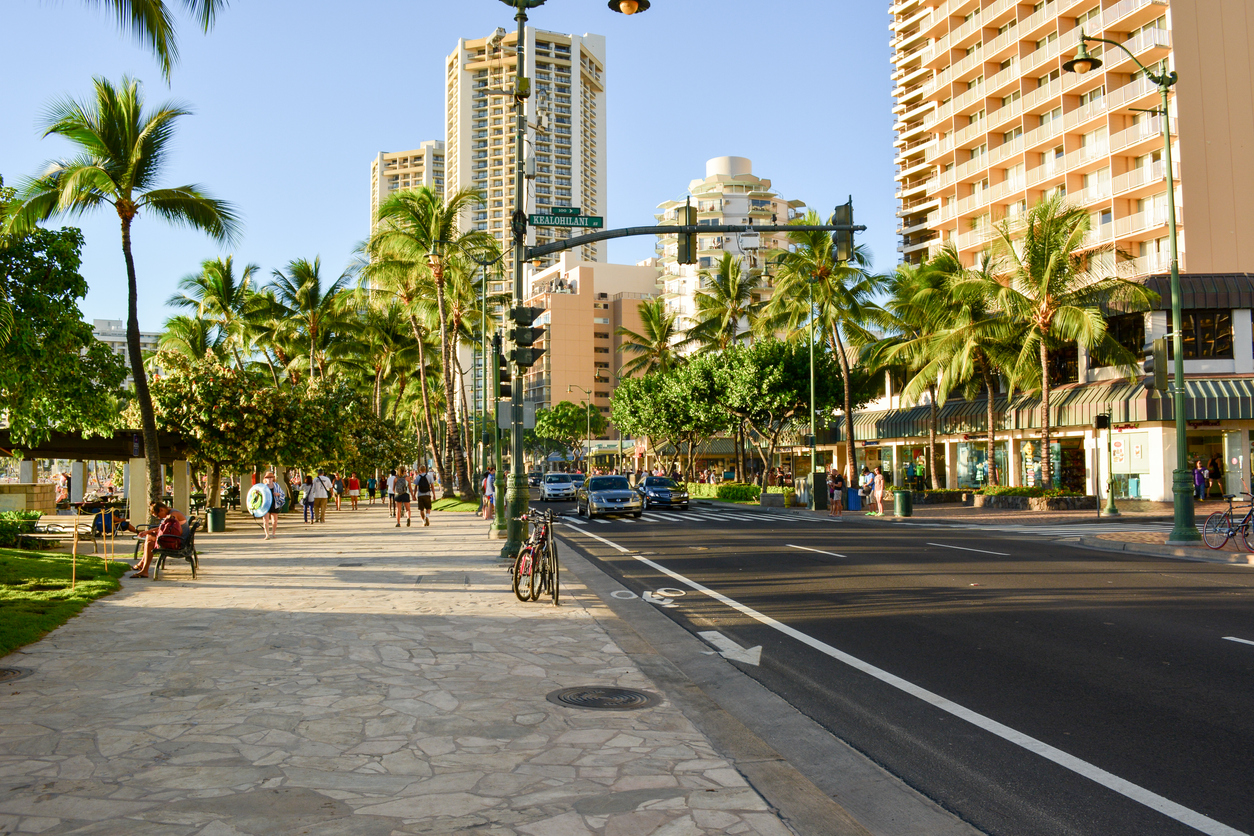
<box><xmin>347</xmin><ymin>473</ymin><xmax>361</xmax><ymax>511</ymax></box>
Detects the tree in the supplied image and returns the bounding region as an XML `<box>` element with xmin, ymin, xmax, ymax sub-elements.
<box><xmin>963</xmin><ymin>195</ymin><xmax>1156</xmax><ymax>487</ymax></box>
<box><xmin>167</xmin><ymin>255</ymin><xmax>260</xmax><ymax>370</ymax></box>
<box><xmin>77</xmin><ymin>0</ymin><xmax>228</xmax><ymax>79</ymax></box>
<box><xmin>765</xmin><ymin>211</ymin><xmax>877</xmax><ymax>481</ymax></box>
<box><xmin>616</xmin><ymin>297</ymin><xmax>690</xmax><ymax>376</ymax></box>
<box><xmin>159</xmin><ymin>313</ymin><xmax>222</xmax><ymax>361</ymax></box>
<box><xmin>0</xmin><ymin>222</ymin><xmax>127</xmax><ymax>444</ymax></box>
<box><xmin>534</xmin><ymin>400</ymin><xmax>608</xmax><ymax>466</ymax></box>
<box><xmin>4</xmin><ymin>76</ymin><xmax>239</xmax><ymax>503</ymax></box>
<box><xmin>369</xmin><ymin>186</ymin><xmax>497</xmax><ymax>501</ymax></box>
<box><xmin>268</xmin><ymin>257</ymin><xmax>351</xmax><ymax>382</ymax></box>
<box><xmin>687</xmin><ymin>252</ymin><xmax>765</xmax><ymax>352</ymax></box>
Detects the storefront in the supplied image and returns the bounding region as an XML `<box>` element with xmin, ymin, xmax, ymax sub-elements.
<box><xmin>957</xmin><ymin>438</ymin><xmax>1008</xmax><ymax>490</ymax></box>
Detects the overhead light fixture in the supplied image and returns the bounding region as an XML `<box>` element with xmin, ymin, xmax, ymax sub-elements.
<box><xmin>608</xmin><ymin>0</ymin><xmax>651</xmax><ymax>14</ymax></box>
<box><xmin>1062</xmin><ymin>39</ymin><xmax>1102</xmax><ymax>75</ymax></box>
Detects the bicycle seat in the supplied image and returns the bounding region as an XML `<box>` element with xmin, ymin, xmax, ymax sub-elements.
<box><xmin>1224</xmin><ymin>494</ymin><xmax>1237</xmax><ymax>500</ymax></box>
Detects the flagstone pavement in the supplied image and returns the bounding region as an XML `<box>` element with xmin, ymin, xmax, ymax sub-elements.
<box><xmin>0</xmin><ymin>504</ymin><xmax>798</xmax><ymax>836</ymax></box>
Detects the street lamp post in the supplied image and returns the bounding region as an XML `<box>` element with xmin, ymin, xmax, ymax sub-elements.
<box><xmin>568</xmin><ymin>384</ymin><xmax>592</xmax><ymax>472</ymax></box>
<box><xmin>807</xmin><ymin>276</ymin><xmax>820</xmax><ymax>510</ymax></box>
<box><xmin>1064</xmin><ymin>33</ymin><xmax>1197</xmax><ymax>542</ymax></box>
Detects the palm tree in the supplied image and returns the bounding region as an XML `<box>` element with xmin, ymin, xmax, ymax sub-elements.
<box><xmin>687</xmin><ymin>252</ymin><xmax>765</xmax><ymax>352</ymax></box>
<box><xmin>370</xmin><ymin>186</ymin><xmax>496</xmax><ymax>501</ymax></box>
<box><xmin>78</xmin><ymin>0</ymin><xmax>227</xmax><ymax>79</ymax></box>
<box><xmin>4</xmin><ymin>76</ymin><xmax>238</xmax><ymax>504</ymax></box>
<box><xmin>167</xmin><ymin>255</ymin><xmax>259</xmax><ymax>370</ymax></box>
<box><xmin>960</xmin><ymin>194</ymin><xmax>1156</xmax><ymax>487</ymax></box>
<box><xmin>268</xmin><ymin>257</ymin><xmax>351</xmax><ymax>381</ymax></box>
<box><xmin>159</xmin><ymin>314</ymin><xmax>222</xmax><ymax>360</ymax></box>
<box><xmin>616</xmin><ymin>297</ymin><xmax>690</xmax><ymax>376</ymax></box>
<box><xmin>765</xmin><ymin>210</ymin><xmax>877</xmax><ymax>483</ymax></box>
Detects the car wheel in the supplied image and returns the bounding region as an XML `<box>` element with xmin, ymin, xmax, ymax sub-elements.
<box><xmin>641</xmin><ymin>495</ymin><xmax>649</xmax><ymax>509</ymax></box>
<box><xmin>633</xmin><ymin>511</ymin><xmax>642</xmax><ymax>518</ymax></box>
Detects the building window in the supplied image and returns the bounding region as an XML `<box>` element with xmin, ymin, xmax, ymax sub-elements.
<box><xmin>1168</xmin><ymin>310</ymin><xmax>1235</xmax><ymax>359</ymax></box>
<box><xmin>1048</xmin><ymin>344</ymin><xmax>1079</xmax><ymax>386</ymax></box>
<box><xmin>1090</xmin><ymin>314</ymin><xmax>1145</xmax><ymax>367</ymax></box>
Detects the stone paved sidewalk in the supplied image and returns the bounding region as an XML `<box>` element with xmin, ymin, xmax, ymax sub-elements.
<box><xmin>0</xmin><ymin>505</ymin><xmax>796</xmax><ymax>836</ymax></box>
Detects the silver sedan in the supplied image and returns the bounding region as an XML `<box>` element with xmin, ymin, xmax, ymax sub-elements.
<box><xmin>577</xmin><ymin>475</ymin><xmax>643</xmax><ymax>519</ymax></box>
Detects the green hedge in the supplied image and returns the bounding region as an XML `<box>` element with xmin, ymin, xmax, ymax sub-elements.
<box><xmin>0</xmin><ymin>512</ymin><xmax>41</xmax><ymax>549</ymax></box>
<box><xmin>977</xmin><ymin>485</ymin><xmax>1083</xmax><ymax>498</ymax></box>
<box><xmin>683</xmin><ymin>482</ymin><xmax>718</xmax><ymax>498</ymax></box>
<box><xmin>716</xmin><ymin>482</ymin><xmax>761</xmax><ymax>502</ymax></box>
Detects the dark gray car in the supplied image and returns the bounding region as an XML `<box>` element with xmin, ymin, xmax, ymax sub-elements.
<box><xmin>635</xmin><ymin>476</ymin><xmax>689</xmax><ymax>510</ymax></box>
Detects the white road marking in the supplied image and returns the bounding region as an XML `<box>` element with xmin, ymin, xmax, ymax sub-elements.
<box><xmin>927</xmin><ymin>542</ymin><xmax>1011</xmax><ymax>556</ymax></box>
<box><xmin>562</xmin><ymin>517</ymin><xmax>587</xmax><ymax>526</ymax></box>
<box><xmin>697</xmin><ymin>630</ymin><xmax>762</xmax><ymax>665</ymax></box>
<box><xmin>568</xmin><ymin>527</ymin><xmax>631</xmax><ymax>553</ymax></box>
<box><xmin>1223</xmin><ymin>636</ymin><xmax>1254</xmax><ymax>647</ymax></box>
<box><xmin>566</xmin><ymin>529</ymin><xmax>1244</xmax><ymax>836</ymax></box>
<box><xmin>592</xmin><ymin>519</ymin><xmax>611</xmax><ymax>525</ymax></box>
<box><xmin>788</xmin><ymin>544</ymin><xmax>848</xmax><ymax>558</ymax></box>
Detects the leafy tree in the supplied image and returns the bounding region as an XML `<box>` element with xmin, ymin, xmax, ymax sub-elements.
<box><xmin>687</xmin><ymin>252</ymin><xmax>765</xmax><ymax>352</ymax></box>
<box><xmin>167</xmin><ymin>255</ymin><xmax>260</xmax><ymax>370</ymax></box>
<box><xmin>268</xmin><ymin>257</ymin><xmax>351</xmax><ymax>381</ymax></box>
<box><xmin>961</xmin><ymin>195</ymin><xmax>1155</xmax><ymax>486</ymax></box>
<box><xmin>610</xmin><ymin>374</ymin><xmax>677</xmax><ymax>470</ymax></box>
<box><xmin>0</xmin><ymin>221</ymin><xmax>127</xmax><ymax>444</ymax></box>
<box><xmin>78</xmin><ymin>0</ymin><xmax>228</xmax><ymax>79</ymax></box>
<box><xmin>609</xmin><ymin>364</ymin><xmax>727</xmax><ymax>478</ymax></box>
<box><xmin>534</xmin><ymin>400</ymin><xmax>608</xmax><ymax>466</ymax></box>
<box><xmin>159</xmin><ymin>313</ymin><xmax>222</xmax><ymax>360</ymax></box>
<box><xmin>616</xmin><ymin>297</ymin><xmax>689</xmax><ymax>376</ymax></box>
<box><xmin>4</xmin><ymin>76</ymin><xmax>239</xmax><ymax>503</ymax></box>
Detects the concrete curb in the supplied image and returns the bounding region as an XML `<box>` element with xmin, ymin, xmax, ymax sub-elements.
<box><xmin>1076</xmin><ymin>535</ymin><xmax>1254</xmax><ymax>565</ymax></box>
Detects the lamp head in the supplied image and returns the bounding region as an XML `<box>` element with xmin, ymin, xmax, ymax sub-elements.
<box><xmin>1062</xmin><ymin>38</ymin><xmax>1102</xmax><ymax>75</ymax></box>
<box><xmin>608</xmin><ymin>0</ymin><xmax>650</xmax><ymax>13</ymax></box>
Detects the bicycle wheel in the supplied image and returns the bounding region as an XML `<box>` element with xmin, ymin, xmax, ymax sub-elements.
<box><xmin>1202</xmin><ymin>511</ymin><xmax>1232</xmax><ymax>549</ymax></box>
<box><xmin>548</xmin><ymin>535</ymin><xmax>560</xmax><ymax>607</ymax></box>
<box><xmin>529</xmin><ymin>550</ymin><xmax>547</xmax><ymax>601</ymax></box>
<box><xmin>513</xmin><ymin>547</ymin><xmax>535</xmax><ymax>602</ymax></box>
<box><xmin>1241</xmin><ymin>515</ymin><xmax>1254</xmax><ymax>553</ymax></box>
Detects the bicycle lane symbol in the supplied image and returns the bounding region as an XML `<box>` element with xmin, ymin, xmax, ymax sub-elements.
<box><xmin>611</xmin><ymin>588</ymin><xmax>686</xmax><ymax>608</ymax></box>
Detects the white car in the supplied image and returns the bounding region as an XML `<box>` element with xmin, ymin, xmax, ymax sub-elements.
<box><xmin>539</xmin><ymin>473</ymin><xmax>577</xmax><ymax>501</ymax></box>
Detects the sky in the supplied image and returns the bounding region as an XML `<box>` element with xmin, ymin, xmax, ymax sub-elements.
<box><xmin>2</xmin><ymin>1</ymin><xmax>898</xmax><ymax>332</ymax></box>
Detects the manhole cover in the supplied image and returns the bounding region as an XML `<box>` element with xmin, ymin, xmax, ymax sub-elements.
<box><xmin>0</xmin><ymin>668</ymin><xmax>32</xmax><ymax>684</ymax></box>
<box><xmin>546</xmin><ymin>686</ymin><xmax>659</xmax><ymax>711</ymax></box>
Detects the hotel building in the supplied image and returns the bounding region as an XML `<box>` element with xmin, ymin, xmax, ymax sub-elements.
<box><xmin>369</xmin><ymin>142</ymin><xmax>445</xmax><ymax>227</ymax></box>
<box><xmin>795</xmin><ymin>0</ymin><xmax>1254</xmax><ymax>501</ymax></box>
<box><xmin>93</xmin><ymin>319</ymin><xmax>160</xmax><ymax>389</ymax></box>
<box><xmin>654</xmin><ymin>156</ymin><xmax>805</xmax><ymax>346</ymax></box>
<box><xmin>445</xmin><ymin>28</ymin><xmax>607</xmax><ymax>296</ymax></box>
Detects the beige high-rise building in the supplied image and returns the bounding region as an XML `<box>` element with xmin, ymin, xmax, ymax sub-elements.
<box><xmin>654</xmin><ymin>156</ymin><xmax>805</xmax><ymax>347</ymax></box>
<box><xmin>890</xmin><ymin>0</ymin><xmax>1254</xmax><ymax>277</ymax></box>
<box><xmin>369</xmin><ymin>141</ymin><xmax>445</xmax><ymax>228</ymax></box>
<box><xmin>445</xmin><ymin>28</ymin><xmax>607</xmax><ymax>295</ymax></box>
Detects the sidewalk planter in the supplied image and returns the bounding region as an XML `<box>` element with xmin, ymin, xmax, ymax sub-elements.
<box><xmin>759</xmin><ymin>493</ymin><xmax>785</xmax><ymax>508</ymax></box>
<box><xmin>973</xmin><ymin>495</ymin><xmax>1098</xmax><ymax>511</ymax></box>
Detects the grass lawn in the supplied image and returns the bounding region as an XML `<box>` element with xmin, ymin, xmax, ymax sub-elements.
<box><xmin>0</xmin><ymin>547</ymin><xmax>128</xmax><ymax>658</ymax></box>
<box><xmin>432</xmin><ymin>498</ymin><xmax>481</xmax><ymax>513</ymax></box>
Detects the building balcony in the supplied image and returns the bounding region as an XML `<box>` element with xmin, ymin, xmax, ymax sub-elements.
<box><xmin>1110</xmin><ymin>114</ymin><xmax>1173</xmax><ymax>155</ymax></box>
<box><xmin>1025</xmin><ymin>162</ymin><xmax>1066</xmax><ymax>189</ymax></box>
<box><xmin>1114</xmin><ymin>205</ymin><xmax>1182</xmax><ymax>241</ymax></box>
<box><xmin>1104</xmin><ymin>29</ymin><xmax>1172</xmax><ymax>75</ymax></box>
<box><xmin>1104</xmin><ymin>0</ymin><xmax>1170</xmax><ymax>31</ymax></box>
<box><xmin>1117</xmin><ymin>251</ymin><xmax>1174</xmax><ymax>279</ymax></box>
<box><xmin>1112</xmin><ymin>159</ymin><xmax>1176</xmax><ymax>200</ymax></box>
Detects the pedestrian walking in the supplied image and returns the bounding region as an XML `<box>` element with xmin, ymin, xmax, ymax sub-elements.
<box><xmin>394</xmin><ymin>468</ymin><xmax>412</xmax><ymax>528</ymax></box>
<box><xmin>332</xmin><ymin>473</ymin><xmax>344</xmax><ymax>511</ymax></box>
<box><xmin>828</xmin><ymin>470</ymin><xmax>845</xmax><ymax>518</ymax></box>
<box><xmin>309</xmin><ymin>470</ymin><xmax>332</xmax><ymax>522</ymax></box>
<box><xmin>414</xmin><ymin>465</ymin><xmax>433</xmax><ymax>527</ymax></box>
<box><xmin>347</xmin><ymin>472</ymin><xmax>360</xmax><ymax>510</ymax></box>
<box><xmin>301</xmin><ymin>475</ymin><xmax>314</xmax><ymax>524</ymax></box>
<box><xmin>261</xmin><ymin>471</ymin><xmax>284</xmax><ymax>540</ymax></box>
<box><xmin>481</xmin><ymin>466</ymin><xmax>495</xmax><ymax>521</ymax></box>
<box><xmin>386</xmin><ymin>470</ymin><xmax>397</xmax><ymax>513</ymax></box>
<box><xmin>1207</xmin><ymin>455</ymin><xmax>1223</xmax><ymax>500</ymax></box>
<box><xmin>871</xmin><ymin>466</ymin><xmax>886</xmax><ymax>516</ymax></box>
<box><xmin>366</xmin><ymin>474</ymin><xmax>377</xmax><ymax>506</ymax></box>
<box><xmin>1194</xmin><ymin>460</ymin><xmax>1207</xmax><ymax>500</ymax></box>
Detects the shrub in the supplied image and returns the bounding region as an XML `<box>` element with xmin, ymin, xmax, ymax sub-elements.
<box><xmin>0</xmin><ymin>512</ymin><xmax>40</xmax><ymax>548</ymax></box>
<box><xmin>978</xmin><ymin>485</ymin><xmax>1083</xmax><ymax>498</ymax></box>
<box><xmin>684</xmin><ymin>482</ymin><xmax>718</xmax><ymax>498</ymax></box>
<box><xmin>716</xmin><ymin>482</ymin><xmax>761</xmax><ymax>502</ymax></box>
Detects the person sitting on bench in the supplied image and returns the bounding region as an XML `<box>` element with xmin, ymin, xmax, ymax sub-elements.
<box><xmin>132</xmin><ymin>502</ymin><xmax>187</xmax><ymax>579</ymax></box>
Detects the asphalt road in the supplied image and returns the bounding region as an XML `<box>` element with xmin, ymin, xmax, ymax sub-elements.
<box><xmin>546</xmin><ymin>498</ymin><xmax>1254</xmax><ymax>836</ymax></box>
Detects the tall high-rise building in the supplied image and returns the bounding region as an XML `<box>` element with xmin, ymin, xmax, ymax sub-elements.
<box><xmin>369</xmin><ymin>141</ymin><xmax>445</xmax><ymax>228</ymax></box>
<box><xmin>654</xmin><ymin>156</ymin><xmax>805</xmax><ymax>344</ymax></box>
<box><xmin>890</xmin><ymin>0</ymin><xmax>1254</xmax><ymax>279</ymax></box>
<box><xmin>445</xmin><ymin>28</ymin><xmax>607</xmax><ymax>295</ymax></box>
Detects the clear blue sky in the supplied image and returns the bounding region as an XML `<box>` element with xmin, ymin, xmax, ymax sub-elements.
<box><xmin>2</xmin><ymin>1</ymin><xmax>897</xmax><ymax>331</ymax></box>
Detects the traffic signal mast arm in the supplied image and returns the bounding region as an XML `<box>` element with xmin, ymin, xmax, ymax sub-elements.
<box><xmin>524</xmin><ymin>222</ymin><xmax>867</xmax><ymax>261</ymax></box>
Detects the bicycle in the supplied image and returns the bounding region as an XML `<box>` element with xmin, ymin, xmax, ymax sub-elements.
<box><xmin>1201</xmin><ymin>493</ymin><xmax>1254</xmax><ymax>550</ymax></box>
<box><xmin>510</xmin><ymin>508</ymin><xmax>559</xmax><ymax>605</ymax></box>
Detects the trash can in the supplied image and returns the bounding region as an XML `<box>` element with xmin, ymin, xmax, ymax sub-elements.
<box><xmin>206</xmin><ymin>506</ymin><xmax>226</xmax><ymax>533</ymax></box>
<box><xmin>846</xmin><ymin>488</ymin><xmax>862</xmax><ymax>512</ymax></box>
<box><xmin>893</xmin><ymin>489</ymin><xmax>913</xmax><ymax>518</ymax></box>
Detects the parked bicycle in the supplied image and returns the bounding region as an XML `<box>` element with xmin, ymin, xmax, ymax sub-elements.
<box><xmin>1201</xmin><ymin>492</ymin><xmax>1254</xmax><ymax>550</ymax></box>
<box><xmin>510</xmin><ymin>508</ymin><xmax>559</xmax><ymax>605</ymax></box>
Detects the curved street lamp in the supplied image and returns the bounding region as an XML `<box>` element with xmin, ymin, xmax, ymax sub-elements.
<box><xmin>1063</xmin><ymin>31</ymin><xmax>1196</xmax><ymax>542</ymax></box>
<box><xmin>608</xmin><ymin>0</ymin><xmax>650</xmax><ymax>13</ymax></box>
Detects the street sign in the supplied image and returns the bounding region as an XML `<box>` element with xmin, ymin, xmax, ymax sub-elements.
<box><xmin>550</xmin><ymin>206</ymin><xmax>582</xmax><ymax>217</ymax></box>
<box><xmin>528</xmin><ymin>214</ymin><xmax>604</xmax><ymax>228</ymax></box>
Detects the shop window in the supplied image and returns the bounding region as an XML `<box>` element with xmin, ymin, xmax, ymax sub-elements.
<box><xmin>1090</xmin><ymin>314</ymin><xmax>1145</xmax><ymax>367</ymax></box>
<box><xmin>1167</xmin><ymin>309</ymin><xmax>1234</xmax><ymax>359</ymax></box>
<box><xmin>1048</xmin><ymin>343</ymin><xmax>1079</xmax><ymax>386</ymax></box>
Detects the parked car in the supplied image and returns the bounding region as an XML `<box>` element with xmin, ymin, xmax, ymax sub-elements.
<box><xmin>539</xmin><ymin>473</ymin><xmax>578</xmax><ymax>501</ymax></box>
<box><xmin>577</xmin><ymin>475</ymin><xmax>643</xmax><ymax>519</ymax></box>
<box><xmin>635</xmin><ymin>476</ymin><xmax>689</xmax><ymax>510</ymax></box>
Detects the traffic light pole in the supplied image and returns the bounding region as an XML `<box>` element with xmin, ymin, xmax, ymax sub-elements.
<box><xmin>524</xmin><ymin>222</ymin><xmax>865</xmax><ymax>261</ymax></box>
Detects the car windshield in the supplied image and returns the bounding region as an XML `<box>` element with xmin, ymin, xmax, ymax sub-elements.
<box><xmin>589</xmin><ymin>476</ymin><xmax>631</xmax><ymax>492</ymax></box>
<box><xmin>544</xmin><ymin>474</ymin><xmax>573</xmax><ymax>484</ymax></box>
<box><xmin>643</xmin><ymin>477</ymin><xmax>677</xmax><ymax>488</ymax></box>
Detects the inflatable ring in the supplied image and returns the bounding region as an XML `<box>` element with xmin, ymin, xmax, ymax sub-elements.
<box><xmin>247</xmin><ymin>483</ymin><xmax>272</xmax><ymax>518</ymax></box>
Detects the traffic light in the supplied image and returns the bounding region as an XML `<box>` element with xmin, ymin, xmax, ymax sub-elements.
<box><xmin>494</xmin><ymin>334</ymin><xmax>512</xmax><ymax>399</ymax></box>
<box><xmin>509</xmin><ymin>306</ymin><xmax>547</xmax><ymax>368</ymax></box>
<box><xmin>831</xmin><ymin>197</ymin><xmax>854</xmax><ymax>263</ymax></box>
<box><xmin>1142</xmin><ymin>337</ymin><xmax>1168</xmax><ymax>391</ymax></box>
<box><xmin>676</xmin><ymin>197</ymin><xmax>696</xmax><ymax>265</ymax></box>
